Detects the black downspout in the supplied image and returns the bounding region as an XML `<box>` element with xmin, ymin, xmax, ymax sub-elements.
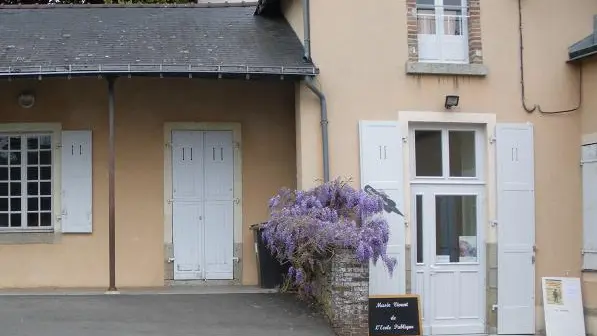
<box><xmin>107</xmin><ymin>76</ymin><xmax>118</xmax><ymax>293</ymax></box>
<box><xmin>302</xmin><ymin>0</ymin><xmax>330</xmax><ymax>183</ymax></box>
<box><xmin>304</xmin><ymin>77</ymin><xmax>329</xmax><ymax>182</ymax></box>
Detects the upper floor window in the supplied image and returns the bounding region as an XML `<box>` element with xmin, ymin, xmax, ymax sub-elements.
<box><xmin>416</xmin><ymin>0</ymin><xmax>469</xmax><ymax>63</ymax></box>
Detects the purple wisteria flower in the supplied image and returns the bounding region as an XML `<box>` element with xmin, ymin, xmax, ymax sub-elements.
<box><xmin>260</xmin><ymin>178</ymin><xmax>398</xmax><ymax>299</ymax></box>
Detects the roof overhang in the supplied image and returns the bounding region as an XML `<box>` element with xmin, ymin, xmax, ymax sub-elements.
<box><xmin>0</xmin><ymin>4</ymin><xmax>318</xmax><ymax>80</ymax></box>
<box><xmin>568</xmin><ymin>15</ymin><xmax>597</xmax><ymax>63</ymax></box>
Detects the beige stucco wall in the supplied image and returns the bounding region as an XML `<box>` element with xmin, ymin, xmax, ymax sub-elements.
<box><xmin>0</xmin><ymin>77</ymin><xmax>296</xmax><ymax>288</ymax></box>
<box><xmin>285</xmin><ymin>0</ymin><xmax>597</xmax><ymax>332</ymax></box>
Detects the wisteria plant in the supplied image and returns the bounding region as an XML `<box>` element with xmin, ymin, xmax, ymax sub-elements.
<box><xmin>260</xmin><ymin>178</ymin><xmax>397</xmax><ymax>299</ymax></box>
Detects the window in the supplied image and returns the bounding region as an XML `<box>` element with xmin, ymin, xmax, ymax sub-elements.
<box><xmin>416</xmin><ymin>0</ymin><xmax>469</xmax><ymax>63</ymax></box>
<box><xmin>0</xmin><ymin>134</ymin><xmax>53</xmax><ymax>231</ymax></box>
<box><xmin>413</xmin><ymin>127</ymin><xmax>481</xmax><ymax>180</ymax></box>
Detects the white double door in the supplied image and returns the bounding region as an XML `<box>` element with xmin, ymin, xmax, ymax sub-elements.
<box><xmin>411</xmin><ymin>184</ymin><xmax>485</xmax><ymax>335</ymax></box>
<box><xmin>171</xmin><ymin>130</ymin><xmax>234</xmax><ymax>280</ymax></box>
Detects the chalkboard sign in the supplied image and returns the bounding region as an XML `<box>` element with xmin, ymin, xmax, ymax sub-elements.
<box><xmin>368</xmin><ymin>295</ymin><xmax>422</xmax><ymax>336</ymax></box>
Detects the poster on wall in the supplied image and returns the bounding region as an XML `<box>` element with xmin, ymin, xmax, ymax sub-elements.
<box><xmin>541</xmin><ymin>277</ymin><xmax>586</xmax><ymax>336</ymax></box>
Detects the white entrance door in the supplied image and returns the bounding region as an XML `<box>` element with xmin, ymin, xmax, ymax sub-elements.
<box><xmin>172</xmin><ymin>130</ymin><xmax>234</xmax><ymax>280</ymax></box>
<box><xmin>409</xmin><ymin>125</ymin><xmax>486</xmax><ymax>335</ymax></box>
<box><xmin>412</xmin><ymin>185</ymin><xmax>485</xmax><ymax>335</ymax></box>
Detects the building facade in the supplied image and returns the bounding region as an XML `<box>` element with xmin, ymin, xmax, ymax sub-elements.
<box><xmin>0</xmin><ymin>0</ymin><xmax>597</xmax><ymax>335</ymax></box>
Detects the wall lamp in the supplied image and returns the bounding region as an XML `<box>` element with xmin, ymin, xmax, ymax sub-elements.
<box><xmin>445</xmin><ymin>95</ymin><xmax>459</xmax><ymax>109</ymax></box>
<box><xmin>17</xmin><ymin>91</ymin><xmax>36</xmax><ymax>109</ymax></box>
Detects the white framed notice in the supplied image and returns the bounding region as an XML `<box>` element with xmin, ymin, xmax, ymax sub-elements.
<box><xmin>541</xmin><ymin>277</ymin><xmax>586</xmax><ymax>336</ymax></box>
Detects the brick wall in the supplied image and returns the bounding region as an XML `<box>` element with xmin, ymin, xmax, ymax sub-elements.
<box><xmin>313</xmin><ymin>249</ymin><xmax>369</xmax><ymax>336</ymax></box>
<box><xmin>406</xmin><ymin>0</ymin><xmax>483</xmax><ymax>64</ymax></box>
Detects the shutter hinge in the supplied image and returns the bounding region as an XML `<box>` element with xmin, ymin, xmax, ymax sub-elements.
<box><xmin>402</xmin><ymin>136</ymin><xmax>407</xmax><ymax>143</ymax></box>
<box><xmin>232</xmin><ymin>256</ymin><xmax>240</xmax><ymax>262</ymax></box>
<box><xmin>492</xmin><ymin>304</ymin><xmax>498</xmax><ymax>311</ymax></box>
<box><xmin>233</xmin><ymin>141</ymin><xmax>240</xmax><ymax>149</ymax></box>
<box><xmin>490</xmin><ymin>220</ymin><xmax>498</xmax><ymax>227</ymax></box>
<box><xmin>489</xmin><ymin>135</ymin><xmax>496</xmax><ymax>144</ymax></box>
<box><xmin>234</xmin><ymin>198</ymin><xmax>241</xmax><ymax>205</ymax></box>
<box><xmin>165</xmin><ymin>142</ymin><xmax>173</xmax><ymax>148</ymax></box>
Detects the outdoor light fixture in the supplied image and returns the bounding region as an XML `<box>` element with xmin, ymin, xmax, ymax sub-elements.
<box><xmin>444</xmin><ymin>95</ymin><xmax>459</xmax><ymax>109</ymax></box>
<box><xmin>17</xmin><ymin>91</ymin><xmax>35</xmax><ymax>109</ymax></box>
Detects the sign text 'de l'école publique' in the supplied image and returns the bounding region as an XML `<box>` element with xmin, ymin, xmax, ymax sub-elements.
<box><xmin>368</xmin><ymin>296</ymin><xmax>422</xmax><ymax>336</ymax></box>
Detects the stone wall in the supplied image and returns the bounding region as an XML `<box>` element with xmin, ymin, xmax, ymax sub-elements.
<box><xmin>313</xmin><ymin>248</ymin><xmax>369</xmax><ymax>336</ymax></box>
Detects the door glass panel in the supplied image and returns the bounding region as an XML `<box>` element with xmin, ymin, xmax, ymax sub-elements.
<box><xmin>443</xmin><ymin>9</ymin><xmax>463</xmax><ymax>35</ymax></box>
<box><xmin>449</xmin><ymin>131</ymin><xmax>476</xmax><ymax>177</ymax></box>
<box><xmin>443</xmin><ymin>0</ymin><xmax>462</xmax><ymax>6</ymax></box>
<box><xmin>435</xmin><ymin>195</ymin><xmax>477</xmax><ymax>263</ymax></box>
<box><xmin>416</xmin><ymin>194</ymin><xmax>424</xmax><ymax>264</ymax></box>
<box><xmin>415</xmin><ymin>130</ymin><xmax>442</xmax><ymax>176</ymax></box>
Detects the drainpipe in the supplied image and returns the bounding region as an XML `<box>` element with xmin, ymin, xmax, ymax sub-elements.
<box><xmin>107</xmin><ymin>76</ymin><xmax>118</xmax><ymax>293</ymax></box>
<box><xmin>304</xmin><ymin>77</ymin><xmax>329</xmax><ymax>182</ymax></box>
<box><xmin>301</xmin><ymin>0</ymin><xmax>330</xmax><ymax>182</ymax></box>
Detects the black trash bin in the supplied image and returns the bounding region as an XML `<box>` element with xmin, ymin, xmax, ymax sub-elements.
<box><xmin>250</xmin><ymin>223</ymin><xmax>290</xmax><ymax>289</ymax></box>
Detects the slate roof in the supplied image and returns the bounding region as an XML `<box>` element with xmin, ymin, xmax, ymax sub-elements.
<box><xmin>0</xmin><ymin>3</ymin><xmax>317</xmax><ymax>78</ymax></box>
<box><xmin>569</xmin><ymin>15</ymin><xmax>597</xmax><ymax>62</ymax></box>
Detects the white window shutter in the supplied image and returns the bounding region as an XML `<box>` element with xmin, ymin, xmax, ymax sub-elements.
<box><xmin>359</xmin><ymin>120</ymin><xmax>405</xmax><ymax>295</ymax></box>
<box><xmin>581</xmin><ymin>144</ymin><xmax>597</xmax><ymax>270</ymax></box>
<box><xmin>496</xmin><ymin>123</ymin><xmax>536</xmax><ymax>334</ymax></box>
<box><xmin>61</xmin><ymin>130</ymin><xmax>93</xmax><ymax>233</ymax></box>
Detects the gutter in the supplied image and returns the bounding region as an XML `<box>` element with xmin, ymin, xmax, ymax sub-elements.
<box><xmin>301</xmin><ymin>0</ymin><xmax>330</xmax><ymax>182</ymax></box>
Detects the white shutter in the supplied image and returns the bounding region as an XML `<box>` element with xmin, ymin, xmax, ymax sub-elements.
<box><xmin>358</xmin><ymin>121</ymin><xmax>405</xmax><ymax>295</ymax></box>
<box><xmin>581</xmin><ymin>144</ymin><xmax>597</xmax><ymax>270</ymax></box>
<box><xmin>61</xmin><ymin>130</ymin><xmax>93</xmax><ymax>233</ymax></box>
<box><xmin>496</xmin><ymin>123</ymin><xmax>536</xmax><ymax>334</ymax></box>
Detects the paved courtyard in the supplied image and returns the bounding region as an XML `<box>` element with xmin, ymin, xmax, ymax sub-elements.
<box><xmin>0</xmin><ymin>292</ymin><xmax>335</xmax><ymax>336</ymax></box>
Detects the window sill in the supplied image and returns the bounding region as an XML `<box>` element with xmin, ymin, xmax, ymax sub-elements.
<box><xmin>0</xmin><ymin>231</ymin><xmax>60</xmax><ymax>245</ymax></box>
<box><xmin>405</xmin><ymin>62</ymin><xmax>488</xmax><ymax>77</ymax></box>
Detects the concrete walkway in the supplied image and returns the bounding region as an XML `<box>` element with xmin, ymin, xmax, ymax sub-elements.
<box><xmin>0</xmin><ymin>291</ymin><xmax>335</xmax><ymax>336</ymax></box>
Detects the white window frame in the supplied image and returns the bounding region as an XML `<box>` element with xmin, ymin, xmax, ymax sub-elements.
<box><xmin>415</xmin><ymin>0</ymin><xmax>470</xmax><ymax>64</ymax></box>
<box><xmin>409</xmin><ymin>123</ymin><xmax>485</xmax><ymax>184</ymax></box>
<box><xmin>0</xmin><ymin>124</ymin><xmax>61</xmax><ymax>233</ymax></box>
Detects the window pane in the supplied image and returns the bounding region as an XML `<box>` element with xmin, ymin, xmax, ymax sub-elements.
<box><xmin>9</xmin><ymin>137</ymin><xmax>20</xmax><ymax>151</ymax></box>
<box><xmin>27</xmin><ymin>137</ymin><xmax>39</xmax><ymax>150</ymax></box>
<box><xmin>416</xmin><ymin>195</ymin><xmax>424</xmax><ymax>264</ymax></box>
<box><xmin>40</xmin><ymin>136</ymin><xmax>51</xmax><ymax>150</ymax></box>
<box><xmin>27</xmin><ymin>182</ymin><xmax>38</xmax><ymax>196</ymax></box>
<box><xmin>0</xmin><ymin>198</ymin><xmax>7</xmax><ymax>212</ymax></box>
<box><xmin>0</xmin><ymin>213</ymin><xmax>8</xmax><ymax>227</ymax></box>
<box><xmin>40</xmin><ymin>167</ymin><xmax>51</xmax><ymax>180</ymax></box>
<box><xmin>10</xmin><ymin>152</ymin><xmax>20</xmax><ymax>165</ymax></box>
<box><xmin>28</xmin><ymin>197</ymin><xmax>38</xmax><ymax>211</ymax></box>
<box><xmin>28</xmin><ymin>167</ymin><xmax>38</xmax><ymax>180</ymax></box>
<box><xmin>40</xmin><ymin>151</ymin><xmax>51</xmax><ymax>165</ymax></box>
<box><xmin>417</xmin><ymin>9</ymin><xmax>437</xmax><ymax>34</ymax></box>
<box><xmin>443</xmin><ymin>0</ymin><xmax>462</xmax><ymax>6</ymax></box>
<box><xmin>27</xmin><ymin>151</ymin><xmax>38</xmax><ymax>165</ymax></box>
<box><xmin>0</xmin><ymin>168</ymin><xmax>8</xmax><ymax>181</ymax></box>
<box><xmin>10</xmin><ymin>198</ymin><xmax>20</xmax><ymax>212</ymax></box>
<box><xmin>449</xmin><ymin>131</ymin><xmax>476</xmax><ymax>177</ymax></box>
<box><xmin>443</xmin><ymin>9</ymin><xmax>463</xmax><ymax>35</ymax></box>
<box><xmin>10</xmin><ymin>213</ymin><xmax>20</xmax><ymax>227</ymax></box>
<box><xmin>435</xmin><ymin>195</ymin><xmax>477</xmax><ymax>263</ymax></box>
<box><xmin>27</xmin><ymin>213</ymin><xmax>39</xmax><ymax>227</ymax></box>
<box><xmin>10</xmin><ymin>182</ymin><xmax>20</xmax><ymax>196</ymax></box>
<box><xmin>40</xmin><ymin>182</ymin><xmax>51</xmax><ymax>196</ymax></box>
<box><xmin>0</xmin><ymin>152</ymin><xmax>8</xmax><ymax>166</ymax></box>
<box><xmin>0</xmin><ymin>183</ymin><xmax>7</xmax><ymax>197</ymax></box>
<box><xmin>40</xmin><ymin>213</ymin><xmax>52</xmax><ymax>227</ymax></box>
<box><xmin>415</xmin><ymin>130</ymin><xmax>443</xmax><ymax>176</ymax></box>
<box><xmin>0</xmin><ymin>137</ymin><xmax>8</xmax><ymax>151</ymax></box>
<box><xmin>10</xmin><ymin>167</ymin><xmax>20</xmax><ymax>181</ymax></box>
<box><xmin>41</xmin><ymin>197</ymin><xmax>51</xmax><ymax>211</ymax></box>
<box><xmin>417</xmin><ymin>0</ymin><xmax>434</xmax><ymax>4</ymax></box>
